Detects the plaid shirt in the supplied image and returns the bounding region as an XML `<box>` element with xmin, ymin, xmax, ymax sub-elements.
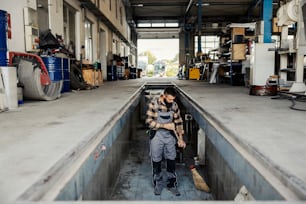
<box><xmin>146</xmin><ymin>95</ymin><xmax>184</xmax><ymax>137</ymax></box>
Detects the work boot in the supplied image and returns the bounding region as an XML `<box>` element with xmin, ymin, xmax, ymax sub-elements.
<box><xmin>166</xmin><ymin>159</ymin><xmax>180</xmax><ymax>196</ymax></box>
<box><xmin>167</xmin><ymin>186</ymin><xmax>181</xmax><ymax>196</ymax></box>
<box><xmin>152</xmin><ymin>161</ymin><xmax>163</xmax><ymax>195</ymax></box>
<box><xmin>153</xmin><ymin>173</ymin><xmax>163</xmax><ymax>195</ymax></box>
<box><xmin>167</xmin><ymin>177</ymin><xmax>180</xmax><ymax>196</ymax></box>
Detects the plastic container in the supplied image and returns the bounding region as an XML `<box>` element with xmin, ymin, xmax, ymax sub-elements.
<box><xmin>0</xmin><ymin>66</ymin><xmax>18</xmax><ymax>109</ymax></box>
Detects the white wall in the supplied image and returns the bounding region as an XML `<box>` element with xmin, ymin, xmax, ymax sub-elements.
<box><xmin>48</xmin><ymin>0</ymin><xmax>64</xmax><ymax>36</ymax></box>
<box><xmin>0</xmin><ymin>0</ymin><xmax>33</xmax><ymax>52</ymax></box>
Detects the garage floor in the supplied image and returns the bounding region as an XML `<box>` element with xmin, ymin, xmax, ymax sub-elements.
<box><xmin>0</xmin><ymin>77</ymin><xmax>306</xmax><ymax>203</ymax></box>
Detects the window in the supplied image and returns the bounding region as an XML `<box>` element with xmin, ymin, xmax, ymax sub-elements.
<box><xmin>137</xmin><ymin>21</ymin><xmax>179</xmax><ymax>28</ymax></box>
<box><xmin>84</xmin><ymin>19</ymin><xmax>93</xmax><ymax>62</ymax></box>
<box><xmin>115</xmin><ymin>0</ymin><xmax>118</xmax><ymax>19</ymax></box>
<box><xmin>151</xmin><ymin>23</ymin><xmax>164</xmax><ymax>27</ymax></box>
<box><xmin>109</xmin><ymin>0</ymin><xmax>111</xmax><ymax>10</ymax></box>
<box><xmin>63</xmin><ymin>3</ymin><xmax>76</xmax><ymax>56</ymax></box>
<box><xmin>194</xmin><ymin>36</ymin><xmax>219</xmax><ymax>55</ymax></box>
<box><xmin>165</xmin><ymin>23</ymin><xmax>179</xmax><ymax>27</ymax></box>
<box><xmin>119</xmin><ymin>7</ymin><xmax>123</xmax><ymax>25</ymax></box>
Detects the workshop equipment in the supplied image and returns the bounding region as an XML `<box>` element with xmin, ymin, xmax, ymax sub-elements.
<box><xmin>277</xmin><ymin>0</ymin><xmax>306</xmax><ymax>93</ymax></box>
<box><xmin>9</xmin><ymin>52</ymin><xmax>62</xmax><ymax>101</ymax></box>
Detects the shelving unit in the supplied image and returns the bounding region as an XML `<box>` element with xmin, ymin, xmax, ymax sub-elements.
<box><xmin>216</xmin><ymin>27</ymin><xmax>246</xmax><ymax>86</ymax></box>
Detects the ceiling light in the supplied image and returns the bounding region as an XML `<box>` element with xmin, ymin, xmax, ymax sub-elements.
<box><xmin>132</xmin><ymin>4</ymin><xmax>144</xmax><ymax>7</ymax></box>
<box><xmin>196</xmin><ymin>3</ymin><xmax>210</xmax><ymax>6</ymax></box>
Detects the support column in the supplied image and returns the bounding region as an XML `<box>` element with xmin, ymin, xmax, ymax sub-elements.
<box><xmin>279</xmin><ymin>26</ymin><xmax>289</xmax><ymax>83</ymax></box>
<box><xmin>197</xmin><ymin>0</ymin><xmax>202</xmax><ymax>54</ymax></box>
<box><xmin>263</xmin><ymin>0</ymin><xmax>273</xmax><ymax>43</ymax></box>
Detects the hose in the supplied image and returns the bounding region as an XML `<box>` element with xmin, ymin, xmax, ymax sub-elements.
<box><xmin>271</xmin><ymin>92</ymin><xmax>306</xmax><ymax>111</ymax></box>
<box><xmin>289</xmin><ymin>96</ymin><xmax>306</xmax><ymax>111</ymax></box>
<box><xmin>17</xmin><ymin>58</ymin><xmax>62</xmax><ymax>100</ymax></box>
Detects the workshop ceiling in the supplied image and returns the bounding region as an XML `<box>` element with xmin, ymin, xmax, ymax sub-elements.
<box><xmin>125</xmin><ymin>0</ymin><xmax>281</xmax><ymax>39</ymax></box>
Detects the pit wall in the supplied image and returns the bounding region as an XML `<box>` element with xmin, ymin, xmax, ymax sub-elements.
<box><xmin>21</xmin><ymin>84</ymin><xmax>286</xmax><ymax>201</ymax></box>
<box><xmin>52</xmin><ymin>89</ymin><xmax>142</xmax><ymax>200</ymax></box>
<box><xmin>178</xmin><ymin>88</ymin><xmax>285</xmax><ymax>200</ymax></box>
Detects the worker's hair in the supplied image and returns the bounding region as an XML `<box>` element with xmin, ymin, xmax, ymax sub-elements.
<box><xmin>164</xmin><ymin>87</ymin><xmax>177</xmax><ymax>97</ymax></box>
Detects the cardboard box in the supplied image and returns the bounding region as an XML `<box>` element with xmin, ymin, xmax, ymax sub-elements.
<box><xmin>231</xmin><ymin>27</ymin><xmax>245</xmax><ymax>40</ymax></box>
<box><xmin>232</xmin><ymin>44</ymin><xmax>246</xmax><ymax>60</ymax></box>
<box><xmin>272</xmin><ymin>17</ymin><xmax>282</xmax><ymax>33</ymax></box>
<box><xmin>124</xmin><ymin>69</ymin><xmax>130</xmax><ymax>79</ymax></box>
<box><xmin>82</xmin><ymin>69</ymin><xmax>103</xmax><ymax>86</ymax></box>
<box><xmin>97</xmin><ymin>70</ymin><xmax>103</xmax><ymax>85</ymax></box>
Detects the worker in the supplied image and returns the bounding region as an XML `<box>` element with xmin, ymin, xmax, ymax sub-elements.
<box><xmin>146</xmin><ymin>87</ymin><xmax>186</xmax><ymax>196</ymax></box>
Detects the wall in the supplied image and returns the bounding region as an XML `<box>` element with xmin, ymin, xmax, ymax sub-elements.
<box><xmin>48</xmin><ymin>0</ymin><xmax>64</xmax><ymax>36</ymax></box>
<box><xmin>1</xmin><ymin>0</ymin><xmax>133</xmax><ymax>80</ymax></box>
<box><xmin>37</xmin><ymin>0</ymin><xmax>49</xmax><ymax>32</ymax></box>
<box><xmin>178</xmin><ymin>89</ymin><xmax>285</xmax><ymax>200</ymax></box>
<box><xmin>0</xmin><ymin>0</ymin><xmax>33</xmax><ymax>52</ymax></box>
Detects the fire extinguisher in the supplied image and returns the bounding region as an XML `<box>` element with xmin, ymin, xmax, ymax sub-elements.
<box><xmin>7</xmin><ymin>13</ymin><xmax>11</xmax><ymax>39</ymax></box>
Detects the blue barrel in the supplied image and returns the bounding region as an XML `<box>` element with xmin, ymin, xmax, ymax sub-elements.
<box><xmin>42</xmin><ymin>56</ymin><xmax>62</xmax><ymax>81</ymax></box>
<box><xmin>107</xmin><ymin>65</ymin><xmax>117</xmax><ymax>81</ymax></box>
<box><xmin>129</xmin><ymin>67</ymin><xmax>136</xmax><ymax>79</ymax></box>
<box><xmin>61</xmin><ymin>58</ymin><xmax>70</xmax><ymax>92</ymax></box>
<box><xmin>0</xmin><ymin>10</ymin><xmax>7</xmax><ymax>66</ymax></box>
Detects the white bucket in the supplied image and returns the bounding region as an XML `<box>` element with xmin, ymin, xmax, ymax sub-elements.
<box><xmin>0</xmin><ymin>66</ymin><xmax>18</xmax><ymax>109</ymax></box>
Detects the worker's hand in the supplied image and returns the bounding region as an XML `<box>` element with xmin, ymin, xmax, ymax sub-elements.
<box><xmin>177</xmin><ymin>139</ymin><xmax>186</xmax><ymax>149</ymax></box>
<box><xmin>161</xmin><ymin>123</ymin><xmax>175</xmax><ymax>130</ymax></box>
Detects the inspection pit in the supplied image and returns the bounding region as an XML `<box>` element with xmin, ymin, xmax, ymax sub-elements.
<box><xmin>19</xmin><ymin>83</ymin><xmax>292</xmax><ymax>202</ymax></box>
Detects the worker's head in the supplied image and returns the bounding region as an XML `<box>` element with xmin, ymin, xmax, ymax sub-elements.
<box><xmin>163</xmin><ymin>87</ymin><xmax>177</xmax><ymax>105</ymax></box>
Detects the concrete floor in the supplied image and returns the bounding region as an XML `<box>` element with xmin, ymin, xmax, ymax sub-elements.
<box><xmin>110</xmin><ymin>128</ymin><xmax>213</xmax><ymax>201</ymax></box>
<box><xmin>0</xmin><ymin>77</ymin><xmax>306</xmax><ymax>203</ymax></box>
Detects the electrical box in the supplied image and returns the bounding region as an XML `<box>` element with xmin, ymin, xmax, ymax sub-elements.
<box><xmin>24</xmin><ymin>26</ymin><xmax>39</xmax><ymax>52</ymax></box>
<box><xmin>232</xmin><ymin>44</ymin><xmax>246</xmax><ymax>60</ymax></box>
<box><xmin>24</xmin><ymin>7</ymin><xmax>39</xmax><ymax>52</ymax></box>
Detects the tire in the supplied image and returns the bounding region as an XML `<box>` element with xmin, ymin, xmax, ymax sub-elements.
<box><xmin>70</xmin><ymin>63</ymin><xmax>87</xmax><ymax>90</ymax></box>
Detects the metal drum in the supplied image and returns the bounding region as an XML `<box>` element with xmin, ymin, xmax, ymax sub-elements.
<box><xmin>107</xmin><ymin>65</ymin><xmax>117</xmax><ymax>81</ymax></box>
<box><xmin>0</xmin><ymin>10</ymin><xmax>7</xmax><ymax>66</ymax></box>
<box><xmin>42</xmin><ymin>56</ymin><xmax>63</xmax><ymax>82</ymax></box>
<box><xmin>61</xmin><ymin>58</ymin><xmax>70</xmax><ymax>92</ymax></box>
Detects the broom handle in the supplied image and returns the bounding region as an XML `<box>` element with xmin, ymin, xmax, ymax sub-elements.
<box><xmin>173</xmin><ymin>130</ymin><xmax>180</xmax><ymax>141</ymax></box>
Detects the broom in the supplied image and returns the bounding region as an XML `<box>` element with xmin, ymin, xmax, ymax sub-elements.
<box><xmin>190</xmin><ymin>165</ymin><xmax>210</xmax><ymax>192</ymax></box>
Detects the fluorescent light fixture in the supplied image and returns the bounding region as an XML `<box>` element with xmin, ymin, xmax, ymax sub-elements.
<box><xmin>132</xmin><ymin>4</ymin><xmax>144</xmax><ymax>7</ymax></box>
<box><xmin>196</xmin><ymin>3</ymin><xmax>210</xmax><ymax>6</ymax></box>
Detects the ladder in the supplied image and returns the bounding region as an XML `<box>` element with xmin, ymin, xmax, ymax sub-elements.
<box><xmin>0</xmin><ymin>71</ymin><xmax>8</xmax><ymax>112</ymax></box>
<box><xmin>209</xmin><ymin>63</ymin><xmax>219</xmax><ymax>84</ymax></box>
